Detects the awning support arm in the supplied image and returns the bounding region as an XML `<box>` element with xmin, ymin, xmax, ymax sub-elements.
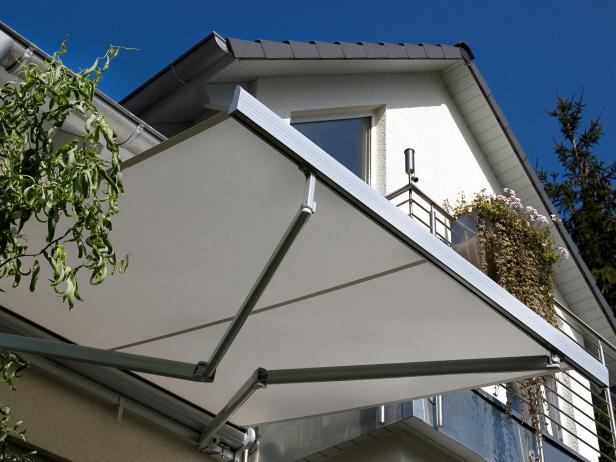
<box><xmin>201</xmin><ymin>172</ymin><xmax>317</xmax><ymax>380</ymax></box>
<box><xmin>197</xmin><ymin>354</ymin><xmax>560</xmax><ymax>450</ymax></box>
<box><xmin>0</xmin><ymin>332</ymin><xmax>211</xmax><ymax>382</ymax></box>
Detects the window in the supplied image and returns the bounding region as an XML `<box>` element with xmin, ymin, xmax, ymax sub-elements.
<box><xmin>292</xmin><ymin>117</ymin><xmax>370</xmax><ymax>181</ymax></box>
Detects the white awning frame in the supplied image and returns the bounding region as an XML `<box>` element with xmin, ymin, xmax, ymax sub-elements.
<box><xmin>216</xmin><ymin>86</ymin><xmax>607</xmax><ymax>388</ymax></box>
<box><xmin>0</xmin><ymin>330</ymin><xmax>559</xmax><ymax>452</ymax></box>
<box><xmin>197</xmin><ymin>355</ymin><xmax>561</xmax><ymax>449</ymax></box>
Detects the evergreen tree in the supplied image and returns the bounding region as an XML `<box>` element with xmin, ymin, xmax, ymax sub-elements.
<box><xmin>539</xmin><ymin>92</ymin><xmax>616</xmax><ymax>312</ymax></box>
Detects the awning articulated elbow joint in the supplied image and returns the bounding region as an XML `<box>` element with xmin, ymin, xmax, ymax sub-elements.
<box><xmin>197</xmin><ymin>354</ymin><xmax>562</xmax><ymax>450</ymax></box>
<box><xmin>0</xmin><ymin>170</ymin><xmax>319</xmax><ymax>455</ymax></box>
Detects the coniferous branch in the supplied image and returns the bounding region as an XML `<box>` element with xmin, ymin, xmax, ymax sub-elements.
<box><xmin>538</xmin><ymin>92</ymin><xmax>616</xmax><ymax>311</ymax></box>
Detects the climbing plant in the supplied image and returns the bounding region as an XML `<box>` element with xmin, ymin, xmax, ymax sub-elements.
<box><xmin>0</xmin><ymin>351</ymin><xmax>33</xmax><ymax>462</ymax></box>
<box><xmin>451</xmin><ymin>188</ymin><xmax>568</xmax><ymax>440</ymax></box>
<box><xmin>0</xmin><ymin>43</ymin><xmax>127</xmax><ymax>458</ymax></box>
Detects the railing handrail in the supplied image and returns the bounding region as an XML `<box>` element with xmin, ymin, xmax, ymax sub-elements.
<box><xmin>385</xmin><ymin>182</ymin><xmax>454</xmax><ymax>221</ymax></box>
<box><xmin>554</xmin><ymin>297</ymin><xmax>616</xmax><ymax>358</ymax></box>
<box><xmin>387</xmin><ymin>181</ymin><xmax>616</xmax><ymax>461</ymax></box>
<box><xmin>385</xmin><ymin>183</ymin><xmax>616</xmax><ymax>462</ymax></box>
<box><xmin>388</xmin><ymin>182</ymin><xmax>616</xmax><ymax>363</ymax></box>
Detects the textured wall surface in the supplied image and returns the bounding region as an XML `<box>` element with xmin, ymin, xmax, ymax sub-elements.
<box><xmin>8</xmin><ymin>368</ymin><xmax>212</xmax><ymax>462</ymax></box>
<box><xmin>254</xmin><ymin>72</ymin><xmax>501</xmax><ymax>205</ymax></box>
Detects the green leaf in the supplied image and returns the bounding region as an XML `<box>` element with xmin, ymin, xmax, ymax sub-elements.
<box><xmin>29</xmin><ymin>260</ymin><xmax>39</xmax><ymax>292</ymax></box>
<box><xmin>0</xmin><ymin>42</ymin><xmax>127</xmax><ymax>314</ymax></box>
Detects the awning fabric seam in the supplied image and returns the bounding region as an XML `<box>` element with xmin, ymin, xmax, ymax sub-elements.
<box><xmin>111</xmin><ymin>258</ymin><xmax>428</xmax><ymax>351</ymax></box>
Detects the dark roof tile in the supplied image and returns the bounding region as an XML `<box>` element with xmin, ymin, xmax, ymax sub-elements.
<box><xmin>440</xmin><ymin>45</ymin><xmax>463</xmax><ymax>59</ymax></box>
<box><xmin>226</xmin><ymin>37</ymin><xmax>467</xmax><ymax>62</ymax></box>
<box><xmin>227</xmin><ymin>38</ymin><xmax>265</xmax><ymax>59</ymax></box>
<box><xmin>421</xmin><ymin>44</ymin><xmax>446</xmax><ymax>59</ymax></box>
<box><xmin>312</xmin><ymin>41</ymin><xmax>345</xmax><ymax>59</ymax></box>
<box><xmin>360</xmin><ymin>42</ymin><xmax>388</xmax><ymax>59</ymax></box>
<box><xmin>402</xmin><ymin>43</ymin><xmax>428</xmax><ymax>59</ymax></box>
<box><xmin>285</xmin><ymin>40</ymin><xmax>320</xmax><ymax>59</ymax></box>
<box><xmin>337</xmin><ymin>41</ymin><xmax>367</xmax><ymax>58</ymax></box>
<box><xmin>258</xmin><ymin>40</ymin><xmax>293</xmax><ymax>59</ymax></box>
<box><xmin>381</xmin><ymin>42</ymin><xmax>408</xmax><ymax>59</ymax></box>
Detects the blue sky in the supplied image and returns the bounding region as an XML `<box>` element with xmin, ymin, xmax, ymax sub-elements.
<box><xmin>3</xmin><ymin>1</ymin><xmax>615</xmax><ymax>175</ymax></box>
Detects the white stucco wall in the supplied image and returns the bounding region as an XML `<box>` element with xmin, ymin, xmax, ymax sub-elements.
<box><xmin>8</xmin><ymin>368</ymin><xmax>213</xmax><ymax>462</ymax></box>
<box><xmin>253</xmin><ymin>73</ymin><xmax>501</xmax><ymax>205</ymax></box>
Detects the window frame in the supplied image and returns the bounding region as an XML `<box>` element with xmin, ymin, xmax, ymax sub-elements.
<box><xmin>291</xmin><ymin>110</ymin><xmax>374</xmax><ymax>184</ymax></box>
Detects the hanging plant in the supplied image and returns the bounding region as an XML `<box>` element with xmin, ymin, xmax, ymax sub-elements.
<box><xmin>450</xmin><ymin>188</ymin><xmax>569</xmax><ymax>441</ymax></box>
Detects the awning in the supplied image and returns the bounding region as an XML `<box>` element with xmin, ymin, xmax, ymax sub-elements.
<box><xmin>0</xmin><ymin>88</ymin><xmax>607</xmax><ymax>443</ymax></box>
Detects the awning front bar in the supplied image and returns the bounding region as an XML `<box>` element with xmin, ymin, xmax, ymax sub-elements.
<box><xmin>264</xmin><ymin>355</ymin><xmax>562</xmax><ymax>384</ymax></box>
<box><xmin>197</xmin><ymin>354</ymin><xmax>561</xmax><ymax>450</ymax></box>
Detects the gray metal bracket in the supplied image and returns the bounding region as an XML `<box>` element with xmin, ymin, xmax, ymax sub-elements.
<box><xmin>197</xmin><ymin>354</ymin><xmax>560</xmax><ymax>450</ymax></box>
<box><xmin>0</xmin><ymin>332</ymin><xmax>212</xmax><ymax>382</ymax></box>
<box><xmin>201</xmin><ymin>172</ymin><xmax>317</xmax><ymax>380</ymax></box>
<box><xmin>0</xmin><ymin>171</ymin><xmax>317</xmax><ymax>457</ymax></box>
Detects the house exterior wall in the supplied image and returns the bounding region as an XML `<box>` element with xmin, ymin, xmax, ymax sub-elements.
<box><xmin>324</xmin><ymin>431</ymin><xmax>459</xmax><ymax>462</ymax></box>
<box><xmin>252</xmin><ymin>71</ymin><xmax>601</xmax><ymax>462</ymax></box>
<box><xmin>8</xmin><ymin>368</ymin><xmax>213</xmax><ymax>462</ymax></box>
<box><xmin>252</xmin><ymin>72</ymin><xmax>501</xmax><ymax>204</ymax></box>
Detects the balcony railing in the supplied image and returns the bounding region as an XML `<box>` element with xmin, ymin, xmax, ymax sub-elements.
<box><xmin>387</xmin><ymin>182</ymin><xmax>616</xmax><ymax>462</ymax></box>
<box><xmin>386</xmin><ymin>183</ymin><xmax>452</xmax><ymax>244</ymax></box>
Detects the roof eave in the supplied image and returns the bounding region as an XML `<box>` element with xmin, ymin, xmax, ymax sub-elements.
<box><xmin>120</xmin><ymin>32</ymin><xmax>230</xmax><ymax>115</ymax></box>
<box><xmin>0</xmin><ymin>21</ymin><xmax>165</xmax><ymax>145</ymax></box>
<box><xmin>463</xmin><ymin>61</ymin><xmax>616</xmax><ymax>335</ymax></box>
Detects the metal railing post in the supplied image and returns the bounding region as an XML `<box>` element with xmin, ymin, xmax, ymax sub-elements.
<box><xmin>378</xmin><ymin>405</ymin><xmax>386</xmax><ymax>425</ymax></box>
<box><xmin>599</xmin><ymin>341</ymin><xmax>616</xmax><ymax>449</ymax></box>
<box><xmin>430</xmin><ymin>208</ymin><xmax>437</xmax><ymax>236</ymax></box>
<box><xmin>435</xmin><ymin>394</ymin><xmax>444</xmax><ymax>427</ymax></box>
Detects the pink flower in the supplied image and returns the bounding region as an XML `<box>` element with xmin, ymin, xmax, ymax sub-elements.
<box><xmin>557</xmin><ymin>247</ymin><xmax>570</xmax><ymax>259</ymax></box>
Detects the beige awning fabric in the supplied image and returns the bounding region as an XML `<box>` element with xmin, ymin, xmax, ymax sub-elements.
<box><xmin>0</xmin><ymin>88</ymin><xmax>606</xmax><ymax>428</ymax></box>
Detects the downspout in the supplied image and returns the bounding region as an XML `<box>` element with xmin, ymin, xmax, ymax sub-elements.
<box><xmin>0</xmin><ymin>25</ymin><xmax>165</xmax><ymax>157</ymax></box>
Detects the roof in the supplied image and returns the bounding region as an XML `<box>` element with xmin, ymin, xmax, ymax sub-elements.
<box><xmin>120</xmin><ymin>36</ymin><xmax>473</xmax><ymax>118</ymax></box>
<box><xmin>225</xmin><ymin>38</ymin><xmax>471</xmax><ymax>61</ymax></box>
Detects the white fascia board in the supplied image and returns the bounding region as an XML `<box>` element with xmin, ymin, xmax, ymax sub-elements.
<box><xmin>227</xmin><ymin>86</ymin><xmax>608</xmax><ymax>387</ymax></box>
